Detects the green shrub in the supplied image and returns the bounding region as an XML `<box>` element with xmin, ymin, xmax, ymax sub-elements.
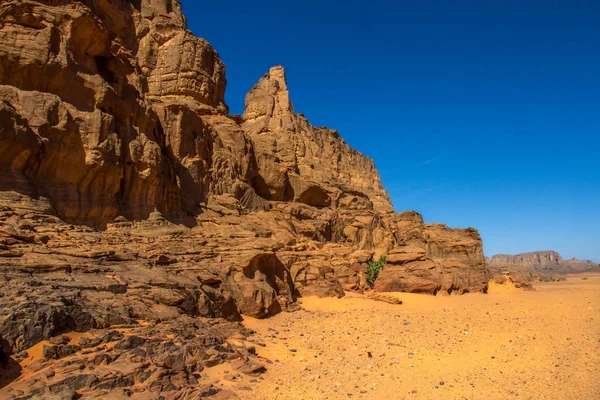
<box><xmin>366</xmin><ymin>256</ymin><xmax>386</xmax><ymax>288</ymax></box>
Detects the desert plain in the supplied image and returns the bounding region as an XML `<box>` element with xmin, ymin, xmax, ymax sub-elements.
<box><xmin>211</xmin><ymin>274</ymin><xmax>600</xmax><ymax>400</ymax></box>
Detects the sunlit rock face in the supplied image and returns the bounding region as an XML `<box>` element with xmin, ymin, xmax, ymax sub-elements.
<box><xmin>0</xmin><ymin>0</ymin><xmax>228</xmax><ymax>227</ymax></box>
<box><xmin>0</xmin><ymin>1</ymin><xmax>490</xmax><ymax>397</ymax></box>
<box><xmin>242</xmin><ymin>66</ymin><xmax>394</xmax><ymax>213</ymax></box>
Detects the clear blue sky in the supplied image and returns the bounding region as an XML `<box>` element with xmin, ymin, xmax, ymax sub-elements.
<box><xmin>181</xmin><ymin>0</ymin><xmax>600</xmax><ymax>261</ymax></box>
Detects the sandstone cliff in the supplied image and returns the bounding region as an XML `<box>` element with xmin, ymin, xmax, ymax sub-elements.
<box><xmin>0</xmin><ymin>1</ymin><xmax>489</xmax><ymax>397</ymax></box>
<box><xmin>490</xmin><ymin>251</ymin><xmax>563</xmax><ymax>268</ymax></box>
<box><xmin>242</xmin><ymin>66</ymin><xmax>394</xmax><ymax>213</ymax></box>
<box><xmin>489</xmin><ymin>251</ymin><xmax>599</xmax><ymax>274</ymax></box>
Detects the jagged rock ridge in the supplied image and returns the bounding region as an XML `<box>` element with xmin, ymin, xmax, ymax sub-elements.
<box><xmin>0</xmin><ymin>0</ymin><xmax>488</xmax><ymax>397</ymax></box>
<box><xmin>242</xmin><ymin>66</ymin><xmax>394</xmax><ymax>213</ymax></box>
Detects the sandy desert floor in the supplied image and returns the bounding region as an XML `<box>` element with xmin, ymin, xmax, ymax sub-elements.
<box><xmin>3</xmin><ymin>275</ymin><xmax>598</xmax><ymax>399</ymax></box>
<box><xmin>209</xmin><ymin>274</ymin><xmax>600</xmax><ymax>400</ymax></box>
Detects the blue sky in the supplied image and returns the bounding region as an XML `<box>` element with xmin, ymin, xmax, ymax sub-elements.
<box><xmin>181</xmin><ymin>0</ymin><xmax>600</xmax><ymax>261</ymax></box>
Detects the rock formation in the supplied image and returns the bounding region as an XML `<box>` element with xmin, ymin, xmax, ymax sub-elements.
<box><xmin>489</xmin><ymin>251</ymin><xmax>600</xmax><ymax>274</ymax></box>
<box><xmin>242</xmin><ymin>66</ymin><xmax>394</xmax><ymax>213</ymax></box>
<box><xmin>373</xmin><ymin>213</ymin><xmax>487</xmax><ymax>294</ymax></box>
<box><xmin>490</xmin><ymin>251</ymin><xmax>563</xmax><ymax>268</ymax></box>
<box><xmin>0</xmin><ymin>0</ymin><xmax>489</xmax><ymax>397</ymax></box>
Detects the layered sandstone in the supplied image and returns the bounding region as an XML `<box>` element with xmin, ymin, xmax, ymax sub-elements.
<box><xmin>242</xmin><ymin>66</ymin><xmax>394</xmax><ymax>213</ymax></box>
<box><xmin>374</xmin><ymin>213</ymin><xmax>487</xmax><ymax>294</ymax></box>
<box><xmin>490</xmin><ymin>251</ymin><xmax>563</xmax><ymax>268</ymax></box>
<box><xmin>0</xmin><ymin>0</ymin><xmax>237</xmax><ymax>229</ymax></box>
<box><xmin>0</xmin><ymin>0</ymin><xmax>489</xmax><ymax>397</ymax></box>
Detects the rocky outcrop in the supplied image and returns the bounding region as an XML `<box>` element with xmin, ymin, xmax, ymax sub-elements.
<box><xmin>562</xmin><ymin>257</ymin><xmax>600</xmax><ymax>272</ymax></box>
<box><xmin>0</xmin><ymin>0</ymin><xmax>489</xmax><ymax>397</ymax></box>
<box><xmin>135</xmin><ymin>0</ymin><xmax>228</xmax><ymax>112</ymax></box>
<box><xmin>0</xmin><ymin>0</ymin><xmax>238</xmax><ymax>229</ymax></box>
<box><xmin>1</xmin><ymin>0</ymin><xmax>179</xmax><ymax>227</ymax></box>
<box><xmin>242</xmin><ymin>66</ymin><xmax>394</xmax><ymax>213</ymax></box>
<box><xmin>374</xmin><ymin>214</ymin><xmax>488</xmax><ymax>295</ymax></box>
<box><xmin>490</xmin><ymin>251</ymin><xmax>600</xmax><ymax>274</ymax></box>
<box><xmin>490</xmin><ymin>251</ymin><xmax>563</xmax><ymax>268</ymax></box>
<box><xmin>490</xmin><ymin>273</ymin><xmax>535</xmax><ymax>291</ymax></box>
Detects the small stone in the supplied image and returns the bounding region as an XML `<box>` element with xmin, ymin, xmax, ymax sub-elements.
<box><xmin>49</xmin><ymin>335</ymin><xmax>70</xmax><ymax>345</ymax></box>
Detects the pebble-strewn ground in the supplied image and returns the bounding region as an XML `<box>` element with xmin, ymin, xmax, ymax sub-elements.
<box><xmin>210</xmin><ymin>274</ymin><xmax>600</xmax><ymax>400</ymax></box>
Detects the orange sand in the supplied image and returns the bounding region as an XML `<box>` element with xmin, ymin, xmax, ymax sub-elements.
<box><xmin>226</xmin><ymin>274</ymin><xmax>600</xmax><ymax>399</ymax></box>
<box><xmin>0</xmin><ymin>331</ymin><xmax>95</xmax><ymax>391</ymax></box>
<box><xmin>3</xmin><ymin>276</ymin><xmax>599</xmax><ymax>399</ymax></box>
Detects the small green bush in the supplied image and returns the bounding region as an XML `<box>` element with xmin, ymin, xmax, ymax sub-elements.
<box><xmin>366</xmin><ymin>256</ymin><xmax>386</xmax><ymax>288</ymax></box>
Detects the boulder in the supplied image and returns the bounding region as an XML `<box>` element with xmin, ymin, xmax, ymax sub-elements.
<box><xmin>224</xmin><ymin>253</ymin><xmax>296</xmax><ymax>318</ymax></box>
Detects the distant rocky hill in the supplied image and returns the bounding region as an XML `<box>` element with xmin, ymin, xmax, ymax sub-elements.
<box><xmin>489</xmin><ymin>251</ymin><xmax>600</xmax><ymax>274</ymax></box>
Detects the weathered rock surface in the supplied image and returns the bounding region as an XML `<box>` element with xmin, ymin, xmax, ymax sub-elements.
<box><xmin>490</xmin><ymin>251</ymin><xmax>600</xmax><ymax>274</ymax></box>
<box><xmin>490</xmin><ymin>273</ymin><xmax>536</xmax><ymax>291</ymax></box>
<box><xmin>374</xmin><ymin>214</ymin><xmax>488</xmax><ymax>295</ymax></box>
<box><xmin>242</xmin><ymin>66</ymin><xmax>394</xmax><ymax>213</ymax></box>
<box><xmin>0</xmin><ymin>195</ymin><xmax>279</xmax><ymax>398</ymax></box>
<box><xmin>0</xmin><ymin>0</ymin><xmax>489</xmax><ymax>397</ymax></box>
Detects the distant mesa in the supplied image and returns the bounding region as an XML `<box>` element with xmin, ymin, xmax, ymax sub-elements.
<box><xmin>488</xmin><ymin>250</ymin><xmax>600</xmax><ymax>274</ymax></box>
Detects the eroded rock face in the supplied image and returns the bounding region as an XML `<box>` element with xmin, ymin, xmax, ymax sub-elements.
<box><xmin>0</xmin><ymin>0</ymin><xmax>233</xmax><ymax>228</ymax></box>
<box><xmin>374</xmin><ymin>217</ymin><xmax>488</xmax><ymax>295</ymax></box>
<box><xmin>1</xmin><ymin>1</ymin><xmax>151</xmax><ymax>226</ymax></box>
<box><xmin>0</xmin><ymin>0</ymin><xmax>490</xmax><ymax>397</ymax></box>
<box><xmin>136</xmin><ymin>0</ymin><xmax>228</xmax><ymax>112</ymax></box>
<box><xmin>224</xmin><ymin>252</ymin><xmax>298</xmax><ymax>318</ymax></box>
<box><xmin>242</xmin><ymin>66</ymin><xmax>394</xmax><ymax>213</ymax></box>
